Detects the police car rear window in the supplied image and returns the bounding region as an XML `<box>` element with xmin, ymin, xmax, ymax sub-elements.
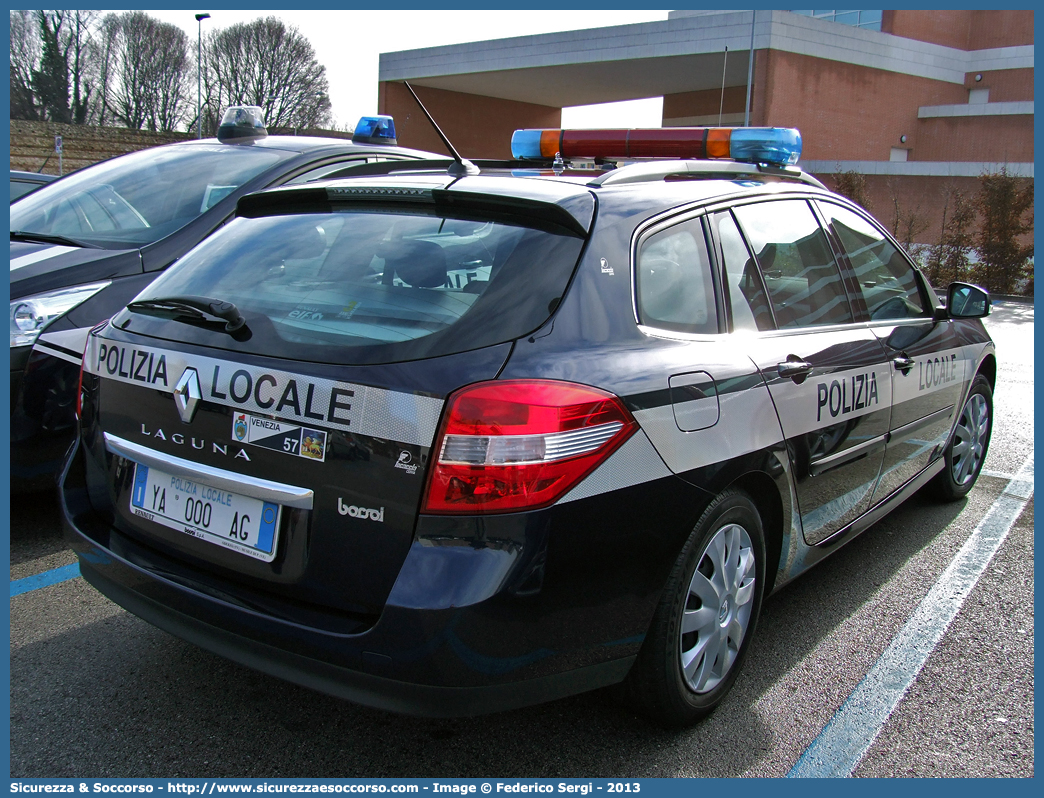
<box><xmin>128</xmin><ymin>209</ymin><xmax>584</xmax><ymax>365</ymax></box>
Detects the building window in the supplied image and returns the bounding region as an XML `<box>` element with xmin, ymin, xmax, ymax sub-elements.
<box><xmin>790</xmin><ymin>10</ymin><xmax>883</xmax><ymax>30</ymax></box>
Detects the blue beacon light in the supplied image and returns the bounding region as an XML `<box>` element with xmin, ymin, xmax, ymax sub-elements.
<box><xmin>729</xmin><ymin>127</ymin><xmax>802</xmax><ymax>166</ymax></box>
<box><xmin>353</xmin><ymin>115</ymin><xmax>398</xmax><ymax>146</ymax></box>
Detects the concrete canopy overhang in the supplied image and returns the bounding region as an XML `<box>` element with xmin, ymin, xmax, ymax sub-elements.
<box><xmin>381</xmin><ymin>51</ymin><xmax>751</xmax><ymax>108</ymax></box>
<box><xmin>379</xmin><ymin>9</ymin><xmax>1034</xmax><ymax>108</ymax></box>
<box><xmin>379</xmin><ymin>10</ymin><xmax>758</xmax><ymax>108</ymax></box>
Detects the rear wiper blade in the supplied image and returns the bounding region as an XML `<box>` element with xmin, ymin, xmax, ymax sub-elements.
<box><xmin>127</xmin><ymin>295</ymin><xmax>249</xmax><ymax>335</ymax></box>
<box><xmin>11</xmin><ymin>230</ymin><xmax>98</xmax><ymax>249</ymax></box>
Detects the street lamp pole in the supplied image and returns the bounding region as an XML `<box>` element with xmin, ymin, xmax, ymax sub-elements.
<box><xmin>744</xmin><ymin>9</ymin><xmax>755</xmax><ymax>127</ymax></box>
<box><xmin>195</xmin><ymin>13</ymin><xmax>211</xmax><ymax>138</ymax></box>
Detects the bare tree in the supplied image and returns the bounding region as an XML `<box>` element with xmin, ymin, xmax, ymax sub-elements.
<box><xmin>887</xmin><ymin>177</ymin><xmax>930</xmax><ymax>255</ymax></box>
<box><xmin>974</xmin><ymin>167</ymin><xmax>1034</xmax><ymax>294</ymax></box>
<box><xmin>10</xmin><ymin>10</ymin><xmax>42</xmax><ymax>120</ymax></box>
<box><xmin>32</xmin><ymin>10</ymin><xmax>71</xmax><ymax>122</ymax></box>
<box><xmin>105</xmin><ymin>11</ymin><xmax>191</xmax><ymax>131</ymax></box>
<box><xmin>205</xmin><ymin>17</ymin><xmax>332</xmax><ymax>132</ymax></box>
<box><xmin>924</xmin><ymin>182</ymin><xmax>977</xmax><ymax>287</ymax></box>
<box><xmin>830</xmin><ymin>165</ymin><xmax>873</xmax><ymax>212</ymax></box>
<box><xmin>66</xmin><ymin>9</ymin><xmax>99</xmax><ymax>124</ymax></box>
<box><xmin>93</xmin><ymin>13</ymin><xmax>121</xmax><ymax>126</ymax></box>
<box><xmin>148</xmin><ymin>22</ymin><xmax>191</xmax><ymax>132</ymax></box>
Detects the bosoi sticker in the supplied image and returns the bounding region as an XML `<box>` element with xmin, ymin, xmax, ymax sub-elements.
<box><xmin>232</xmin><ymin>412</ymin><xmax>328</xmax><ymax>462</ymax></box>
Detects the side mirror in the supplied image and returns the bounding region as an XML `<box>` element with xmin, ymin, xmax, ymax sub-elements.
<box><xmin>935</xmin><ymin>282</ymin><xmax>991</xmax><ymax>320</ymax></box>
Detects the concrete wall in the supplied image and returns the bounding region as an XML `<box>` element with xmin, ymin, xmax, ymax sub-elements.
<box><xmin>915</xmin><ymin>115</ymin><xmax>1033</xmax><ymax>163</ymax></box>
<box><xmin>379</xmin><ymin>82</ymin><xmax>560</xmax><ymax>159</ymax></box>
<box><xmin>961</xmin><ymin>68</ymin><xmax>1034</xmax><ymax>103</ymax></box>
<box><xmin>662</xmin><ymin>86</ymin><xmax>749</xmax><ymax>126</ymax></box>
<box><xmin>758</xmin><ymin>50</ymin><xmax>961</xmax><ymax>161</ymax></box>
<box><xmin>883</xmin><ymin>10</ymin><xmax>1035</xmax><ymax>51</ymax></box>
<box><xmin>748</xmin><ymin>50</ymin><xmax>1033</xmax><ymax>165</ymax></box>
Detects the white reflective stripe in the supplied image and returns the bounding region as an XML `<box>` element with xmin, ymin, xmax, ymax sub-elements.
<box><xmin>85</xmin><ymin>336</ymin><xmax>444</xmax><ymax>448</ymax></box>
<box><xmin>37</xmin><ymin>326</ymin><xmax>93</xmax><ymax>357</ymax></box>
<box><xmin>769</xmin><ymin>362</ymin><xmax>892</xmax><ymax>438</ymax></box>
<box><xmin>636</xmin><ymin>383</ymin><xmax>784</xmax><ymax>475</ymax></box>
<box><xmin>557</xmin><ymin>429</ymin><xmax>672</xmax><ymax>504</ymax></box>
<box><xmin>10</xmin><ymin>245</ymin><xmax>78</xmax><ymax>271</ymax></box>
<box><xmin>32</xmin><ymin>341</ymin><xmax>83</xmax><ymax>365</ymax></box>
<box><xmin>889</xmin><ymin>344</ymin><xmax>979</xmax><ymax>406</ymax></box>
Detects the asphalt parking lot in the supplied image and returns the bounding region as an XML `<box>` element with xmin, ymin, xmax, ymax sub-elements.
<box><xmin>9</xmin><ymin>301</ymin><xmax>1034</xmax><ymax>778</ymax></box>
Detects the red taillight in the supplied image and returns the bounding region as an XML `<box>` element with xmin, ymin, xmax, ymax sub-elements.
<box><xmin>422</xmin><ymin>380</ymin><xmax>637</xmax><ymax>514</ymax></box>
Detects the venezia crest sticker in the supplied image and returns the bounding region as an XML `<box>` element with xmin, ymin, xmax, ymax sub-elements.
<box><xmin>231</xmin><ymin>412</ymin><xmax>328</xmax><ymax>462</ymax></box>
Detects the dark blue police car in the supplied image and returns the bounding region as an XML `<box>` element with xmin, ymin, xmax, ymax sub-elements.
<box><xmin>10</xmin><ymin>107</ymin><xmax>437</xmax><ymax>490</ymax></box>
<box><xmin>60</xmin><ymin>125</ymin><xmax>995</xmax><ymax>725</ymax></box>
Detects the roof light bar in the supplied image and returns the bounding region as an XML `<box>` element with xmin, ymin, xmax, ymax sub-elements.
<box><xmin>510</xmin><ymin>127</ymin><xmax>802</xmax><ymax>166</ymax></box>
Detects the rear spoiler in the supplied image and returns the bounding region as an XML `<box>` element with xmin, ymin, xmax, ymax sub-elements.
<box><xmin>237</xmin><ymin>165</ymin><xmax>596</xmax><ymax>238</ymax></box>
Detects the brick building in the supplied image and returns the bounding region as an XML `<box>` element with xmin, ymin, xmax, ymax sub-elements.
<box><xmin>377</xmin><ymin>9</ymin><xmax>1033</xmax><ymax>246</ymax></box>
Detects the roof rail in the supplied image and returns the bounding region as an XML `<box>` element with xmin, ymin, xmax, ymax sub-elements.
<box><xmin>587</xmin><ymin>159</ymin><xmax>825</xmax><ymax>190</ymax></box>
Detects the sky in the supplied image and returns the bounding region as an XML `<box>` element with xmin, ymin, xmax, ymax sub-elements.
<box><xmin>144</xmin><ymin>9</ymin><xmax>671</xmax><ymax>130</ymax></box>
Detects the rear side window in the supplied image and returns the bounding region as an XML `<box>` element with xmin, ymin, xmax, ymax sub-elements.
<box><xmin>130</xmin><ymin>207</ymin><xmax>584</xmax><ymax>365</ymax></box>
<box><xmin>818</xmin><ymin>202</ymin><xmax>928</xmax><ymax>320</ymax></box>
<box><xmin>733</xmin><ymin>199</ymin><xmax>853</xmax><ymax>329</ymax></box>
<box><xmin>636</xmin><ymin>218</ymin><xmax>717</xmax><ymax>334</ymax></box>
<box><xmin>713</xmin><ymin>211</ymin><xmax>774</xmax><ymax>332</ymax></box>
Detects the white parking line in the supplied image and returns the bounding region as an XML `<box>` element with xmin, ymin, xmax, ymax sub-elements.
<box><xmin>981</xmin><ymin>469</ymin><xmax>1017</xmax><ymax>480</ymax></box>
<box><xmin>788</xmin><ymin>453</ymin><xmax>1034</xmax><ymax>778</ymax></box>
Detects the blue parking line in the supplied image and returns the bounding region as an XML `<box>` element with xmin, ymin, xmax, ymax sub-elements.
<box><xmin>10</xmin><ymin>562</ymin><xmax>81</xmax><ymax>597</ymax></box>
<box><xmin>788</xmin><ymin>453</ymin><xmax>1034</xmax><ymax>777</ymax></box>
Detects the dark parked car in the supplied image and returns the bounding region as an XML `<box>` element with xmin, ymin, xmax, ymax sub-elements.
<box><xmin>11</xmin><ymin>107</ymin><xmax>438</xmax><ymax>489</ymax></box>
<box><xmin>61</xmin><ymin>126</ymin><xmax>994</xmax><ymax>725</ymax></box>
<box><xmin>10</xmin><ymin>169</ymin><xmax>57</xmax><ymax>202</ymax></box>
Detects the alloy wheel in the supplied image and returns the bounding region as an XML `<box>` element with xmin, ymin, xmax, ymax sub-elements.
<box><xmin>951</xmin><ymin>392</ymin><xmax>990</xmax><ymax>486</ymax></box>
<box><xmin>679</xmin><ymin>522</ymin><xmax>756</xmax><ymax>693</ymax></box>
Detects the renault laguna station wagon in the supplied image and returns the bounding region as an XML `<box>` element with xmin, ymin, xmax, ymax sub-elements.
<box><xmin>60</xmin><ymin>126</ymin><xmax>994</xmax><ymax>726</ymax></box>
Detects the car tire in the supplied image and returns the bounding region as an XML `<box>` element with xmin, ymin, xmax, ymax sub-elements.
<box><xmin>928</xmin><ymin>374</ymin><xmax>993</xmax><ymax>502</ymax></box>
<box><xmin>621</xmin><ymin>489</ymin><xmax>766</xmax><ymax>727</ymax></box>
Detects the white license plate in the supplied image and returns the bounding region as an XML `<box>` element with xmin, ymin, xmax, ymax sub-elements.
<box><xmin>130</xmin><ymin>463</ymin><xmax>281</xmax><ymax>562</ymax></box>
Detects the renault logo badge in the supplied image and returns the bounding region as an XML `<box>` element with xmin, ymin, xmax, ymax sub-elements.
<box><xmin>173</xmin><ymin>368</ymin><xmax>201</xmax><ymax>424</ymax></box>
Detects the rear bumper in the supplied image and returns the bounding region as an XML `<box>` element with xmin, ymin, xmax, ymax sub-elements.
<box><xmin>75</xmin><ymin>559</ymin><xmax>634</xmax><ymax>717</ymax></box>
<box><xmin>58</xmin><ymin>438</ymin><xmax>687</xmax><ymax>716</ymax></box>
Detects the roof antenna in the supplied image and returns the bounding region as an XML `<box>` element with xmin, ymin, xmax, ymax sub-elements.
<box><xmin>718</xmin><ymin>45</ymin><xmax>728</xmax><ymax>126</ymax></box>
<box><xmin>403</xmin><ymin>81</ymin><xmax>479</xmax><ymax>178</ymax></box>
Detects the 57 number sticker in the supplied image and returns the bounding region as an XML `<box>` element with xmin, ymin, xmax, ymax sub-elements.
<box><xmin>232</xmin><ymin>412</ymin><xmax>327</xmax><ymax>461</ymax></box>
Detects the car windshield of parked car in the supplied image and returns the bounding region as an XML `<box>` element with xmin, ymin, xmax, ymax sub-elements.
<box><xmin>10</xmin><ymin>144</ymin><xmax>290</xmax><ymax>249</ymax></box>
<box><xmin>125</xmin><ymin>208</ymin><xmax>585</xmax><ymax>365</ymax></box>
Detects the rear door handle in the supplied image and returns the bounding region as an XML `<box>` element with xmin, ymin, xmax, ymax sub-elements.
<box><xmin>777</xmin><ymin>357</ymin><xmax>814</xmax><ymax>383</ymax></box>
